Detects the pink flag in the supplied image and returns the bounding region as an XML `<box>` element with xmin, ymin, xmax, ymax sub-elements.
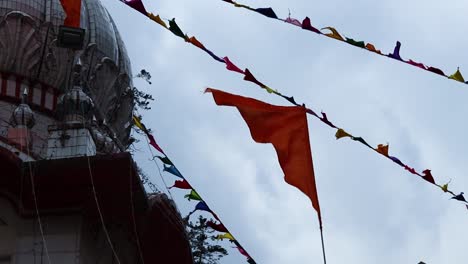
<box><xmin>223</xmin><ymin>57</ymin><xmax>245</xmax><ymax>74</ymax></box>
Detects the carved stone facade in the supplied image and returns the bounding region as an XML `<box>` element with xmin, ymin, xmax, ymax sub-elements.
<box><xmin>0</xmin><ymin>0</ymin><xmax>135</xmax><ymax>155</ymax></box>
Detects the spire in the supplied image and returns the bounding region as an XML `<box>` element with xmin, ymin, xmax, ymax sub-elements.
<box><xmin>56</xmin><ymin>60</ymin><xmax>94</xmax><ymax>123</ymax></box>
<box><xmin>9</xmin><ymin>88</ymin><xmax>36</xmax><ymax>129</ymax></box>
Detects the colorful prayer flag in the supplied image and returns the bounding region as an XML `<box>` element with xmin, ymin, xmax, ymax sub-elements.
<box><xmin>244</xmin><ymin>69</ymin><xmax>267</xmax><ymax>88</ymax></box>
<box><xmin>255</xmin><ymin>8</ymin><xmax>278</xmax><ymax>19</ymax></box>
<box><xmin>148</xmin><ymin>13</ymin><xmax>167</xmax><ymax>28</ymax></box>
<box><xmin>163</xmin><ymin>165</ymin><xmax>184</xmax><ymax>178</ymax></box>
<box><xmin>168</xmin><ymin>18</ymin><xmax>187</xmax><ymax>40</ymax></box>
<box><xmin>301</xmin><ymin>17</ymin><xmax>321</xmax><ymax>34</ymax></box>
<box><xmin>388</xmin><ymin>41</ymin><xmax>403</xmax><ymax>61</ymax></box>
<box><xmin>122</xmin><ymin>0</ymin><xmax>148</xmax><ymax>15</ymax></box>
<box><xmin>345</xmin><ymin>38</ymin><xmax>365</xmax><ymax>48</ymax></box>
<box><xmin>335</xmin><ymin>128</ymin><xmax>352</xmax><ymax>139</ymax></box>
<box><xmin>185</xmin><ymin>189</ymin><xmax>203</xmax><ymax>201</ymax></box>
<box><xmin>206</xmin><ymin>88</ymin><xmax>323</xmax><ymax>226</ymax></box>
<box><xmin>224</xmin><ymin>57</ymin><xmax>245</xmax><ymax>74</ymax></box>
<box><xmin>376</xmin><ymin>144</ymin><xmax>389</xmax><ymax>156</ymax></box>
<box><xmin>449</xmin><ymin>68</ymin><xmax>465</xmax><ymax>82</ymax></box>
<box><xmin>207</xmin><ymin>221</ymin><xmax>229</xmax><ymax>233</ymax></box>
<box><xmin>216</xmin><ymin>233</ymin><xmax>235</xmax><ymax>241</ymax></box>
<box><xmin>365</xmin><ymin>43</ymin><xmax>382</xmax><ymax>54</ymax></box>
<box><xmin>148</xmin><ymin>134</ymin><xmax>165</xmax><ymax>154</ymax></box>
<box><xmin>285</xmin><ymin>17</ymin><xmax>302</xmax><ymax>27</ymax></box>
<box><xmin>321</xmin><ymin>27</ymin><xmax>344</xmax><ymax>41</ymax></box>
<box><xmin>422</xmin><ymin>169</ymin><xmax>436</xmax><ymax>184</ymax></box>
<box><xmin>170</xmin><ymin>179</ymin><xmax>192</xmax><ymax>189</ymax></box>
<box><xmin>158</xmin><ymin>156</ymin><xmax>173</xmax><ymax>165</ymax></box>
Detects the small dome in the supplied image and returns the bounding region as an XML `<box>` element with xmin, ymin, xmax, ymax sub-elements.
<box><xmin>56</xmin><ymin>85</ymin><xmax>94</xmax><ymax>122</ymax></box>
<box><xmin>10</xmin><ymin>102</ymin><xmax>35</xmax><ymax>129</ymax></box>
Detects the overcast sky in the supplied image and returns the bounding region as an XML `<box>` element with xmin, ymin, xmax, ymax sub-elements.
<box><xmin>102</xmin><ymin>0</ymin><xmax>468</xmax><ymax>263</ymax></box>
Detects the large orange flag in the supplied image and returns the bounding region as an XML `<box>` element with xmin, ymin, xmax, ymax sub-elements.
<box><xmin>60</xmin><ymin>0</ymin><xmax>82</xmax><ymax>28</ymax></box>
<box><xmin>206</xmin><ymin>88</ymin><xmax>322</xmax><ymax>226</ymax></box>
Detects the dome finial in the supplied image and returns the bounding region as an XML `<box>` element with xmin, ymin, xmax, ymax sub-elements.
<box><xmin>10</xmin><ymin>88</ymin><xmax>35</xmax><ymax>129</ymax></box>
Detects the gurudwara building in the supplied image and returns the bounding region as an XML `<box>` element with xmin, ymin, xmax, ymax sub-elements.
<box><xmin>0</xmin><ymin>0</ymin><xmax>193</xmax><ymax>263</ymax></box>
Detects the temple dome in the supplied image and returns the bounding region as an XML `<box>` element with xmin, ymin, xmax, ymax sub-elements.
<box><xmin>0</xmin><ymin>0</ymin><xmax>134</xmax><ymax>145</ymax></box>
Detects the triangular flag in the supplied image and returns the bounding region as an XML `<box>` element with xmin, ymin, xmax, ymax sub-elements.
<box><xmin>365</xmin><ymin>43</ymin><xmax>382</xmax><ymax>54</ymax></box>
<box><xmin>255</xmin><ymin>8</ymin><xmax>278</xmax><ymax>19</ymax></box>
<box><xmin>206</xmin><ymin>88</ymin><xmax>323</xmax><ymax>227</ymax></box>
<box><xmin>376</xmin><ymin>144</ymin><xmax>389</xmax><ymax>156</ymax></box>
<box><xmin>202</xmin><ymin>48</ymin><xmax>225</xmax><ymax>63</ymax></box>
<box><xmin>321</xmin><ymin>27</ymin><xmax>344</xmax><ymax>41</ymax></box>
<box><xmin>235</xmin><ymin>246</ymin><xmax>251</xmax><ymax>259</ymax></box>
<box><xmin>407</xmin><ymin>59</ymin><xmax>427</xmax><ymax>69</ymax></box>
<box><xmin>133</xmin><ymin>115</ymin><xmax>147</xmax><ymax>132</ymax></box>
<box><xmin>122</xmin><ymin>0</ymin><xmax>148</xmax><ymax>15</ymax></box>
<box><xmin>163</xmin><ymin>165</ymin><xmax>184</xmax><ymax>178</ymax></box>
<box><xmin>168</xmin><ymin>18</ymin><xmax>187</xmax><ymax>40</ymax></box>
<box><xmin>264</xmin><ymin>86</ymin><xmax>278</xmax><ymax>94</ymax></box>
<box><xmin>170</xmin><ymin>179</ymin><xmax>192</xmax><ymax>189</ymax></box>
<box><xmin>247</xmin><ymin>258</ymin><xmax>257</xmax><ymax>264</ymax></box>
<box><xmin>60</xmin><ymin>0</ymin><xmax>82</xmax><ymax>28</ymax></box>
<box><xmin>427</xmin><ymin>66</ymin><xmax>446</xmax><ymax>76</ymax></box>
<box><xmin>207</xmin><ymin>221</ymin><xmax>229</xmax><ymax>233</ymax></box>
<box><xmin>451</xmin><ymin>192</ymin><xmax>466</xmax><ymax>202</ymax></box>
<box><xmin>285</xmin><ymin>17</ymin><xmax>302</xmax><ymax>27</ymax></box>
<box><xmin>244</xmin><ymin>69</ymin><xmax>267</xmax><ymax>88</ymax></box>
<box><xmin>404</xmin><ymin>165</ymin><xmax>420</xmax><ymax>176</ymax></box>
<box><xmin>158</xmin><ymin>156</ymin><xmax>173</xmax><ymax>165</ymax></box>
<box><xmin>422</xmin><ymin>169</ymin><xmax>436</xmax><ymax>184</ymax></box>
<box><xmin>185</xmin><ymin>189</ymin><xmax>203</xmax><ymax>201</ymax></box>
<box><xmin>188</xmin><ymin>36</ymin><xmax>206</xmax><ymax>50</ymax></box>
<box><xmin>216</xmin><ymin>233</ymin><xmax>235</xmax><ymax>241</ymax></box>
<box><xmin>223</xmin><ymin>57</ymin><xmax>245</xmax><ymax>74</ymax></box>
<box><xmin>345</xmin><ymin>38</ymin><xmax>366</xmax><ymax>48</ymax></box>
<box><xmin>335</xmin><ymin>128</ymin><xmax>352</xmax><ymax>139</ymax></box>
<box><xmin>351</xmin><ymin>136</ymin><xmax>372</xmax><ymax>148</ymax></box>
<box><xmin>148</xmin><ymin>13</ymin><xmax>167</xmax><ymax>28</ymax></box>
<box><xmin>301</xmin><ymin>17</ymin><xmax>321</xmax><ymax>34</ymax></box>
<box><xmin>148</xmin><ymin>134</ymin><xmax>165</xmax><ymax>154</ymax></box>
<box><xmin>449</xmin><ymin>67</ymin><xmax>465</xmax><ymax>82</ymax></box>
<box><xmin>389</xmin><ymin>156</ymin><xmax>404</xmax><ymax>167</ymax></box>
<box><xmin>388</xmin><ymin>41</ymin><xmax>402</xmax><ymax>61</ymax></box>
<box><xmin>320</xmin><ymin>112</ymin><xmax>337</xmax><ymax>128</ymax></box>
<box><xmin>194</xmin><ymin>201</ymin><xmax>211</xmax><ymax>212</ymax></box>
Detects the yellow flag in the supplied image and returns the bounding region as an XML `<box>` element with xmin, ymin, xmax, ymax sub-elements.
<box><xmin>335</xmin><ymin>128</ymin><xmax>352</xmax><ymax>139</ymax></box>
<box><xmin>321</xmin><ymin>27</ymin><xmax>344</xmax><ymax>41</ymax></box>
<box><xmin>148</xmin><ymin>13</ymin><xmax>168</xmax><ymax>28</ymax></box>
<box><xmin>133</xmin><ymin>115</ymin><xmax>146</xmax><ymax>132</ymax></box>
<box><xmin>449</xmin><ymin>67</ymin><xmax>465</xmax><ymax>82</ymax></box>
<box><xmin>216</xmin><ymin>233</ymin><xmax>235</xmax><ymax>241</ymax></box>
<box><xmin>264</xmin><ymin>86</ymin><xmax>279</xmax><ymax>94</ymax></box>
<box><xmin>376</xmin><ymin>144</ymin><xmax>389</xmax><ymax>156</ymax></box>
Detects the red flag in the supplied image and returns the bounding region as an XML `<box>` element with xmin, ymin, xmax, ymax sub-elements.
<box><xmin>207</xmin><ymin>221</ymin><xmax>229</xmax><ymax>233</ymax></box>
<box><xmin>170</xmin><ymin>180</ymin><xmax>192</xmax><ymax>189</ymax></box>
<box><xmin>422</xmin><ymin>169</ymin><xmax>436</xmax><ymax>184</ymax></box>
<box><xmin>206</xmin><ymin>88</ymin><xmax>322</xmax><ymax>226</ymax></box>
<box><xmin>60</xmin><ymin>0</ymin><xmax>82</xmax><ymax>27</ymax></box>
<box><xmin>148</xmin><ymin>134</ymin><xmax>165</xmax><ymax>154</ymax></box>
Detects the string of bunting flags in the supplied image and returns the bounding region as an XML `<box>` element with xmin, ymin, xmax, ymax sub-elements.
<box><xmin>133</xmin><ymin>115</ymin><xmax>257</xmax><ymax>264</ymax></box>
<box><xmin>219</xmin><ymin>0</ymin><xmax>467</xmax><ymax>86</ymax></box>
<box><xmin>122</xmin><ymin>0</ymin><xmax>467</xmax><ymax>210</ymax></box>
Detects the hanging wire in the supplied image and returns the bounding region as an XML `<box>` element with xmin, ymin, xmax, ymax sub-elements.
<box><xmin>128</xmin><ymin>159</ymin><xmax>146</xmax><ymax>264</ymax></box>
<box><xmin>25</xmin><ymin>129</ymin><xmax>52</xmax><ymax>264</ymax></box>
<box><xmin>80</xmin><ymin>107</ymin><xmax>122</xmax><ymax>264</ymax></box>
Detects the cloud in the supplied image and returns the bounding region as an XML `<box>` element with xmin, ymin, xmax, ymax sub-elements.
<box><xmin>103</xmin><ymin>0</ymin><xmax>468</xmax><ymax>263</ymax></box>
